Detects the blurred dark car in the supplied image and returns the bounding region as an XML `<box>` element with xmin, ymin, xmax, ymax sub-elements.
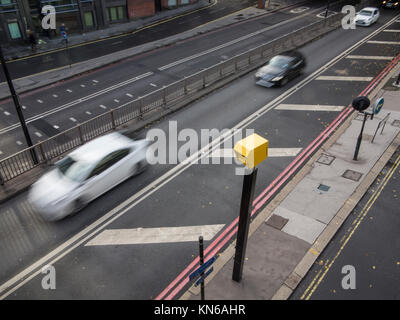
<box><xmin>255</xmin><ymin>51</ymin><xmax>306</xmax><ymax>87</ymax></box>
<box><xmin>381</xmin><ymin>0</ymin><xmax>399</xmax><ymax>9</ymax></box>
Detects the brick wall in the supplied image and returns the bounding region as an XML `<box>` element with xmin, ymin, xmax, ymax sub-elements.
<box><xmin>127</xmin><ymin>0</ymin><xmax>155</xmax><ymax>19</ymax></box>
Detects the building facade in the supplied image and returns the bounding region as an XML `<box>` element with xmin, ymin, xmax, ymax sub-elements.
<box><xmin>0</xmin><ymin>0</ymin><xmax>198</xmax><ymax>44</ymax></box>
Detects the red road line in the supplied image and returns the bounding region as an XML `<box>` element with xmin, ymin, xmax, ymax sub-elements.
<box><xmin>156</xmin><ymin>54</ymin><xmax>400</xmax><ymax>301</ymax></box>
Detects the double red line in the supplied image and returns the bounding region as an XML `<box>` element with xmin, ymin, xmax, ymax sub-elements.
<box><xmin>156</xmin><ymin>53</ymin><xmax>400</xmax><ymax>300</ymax></box>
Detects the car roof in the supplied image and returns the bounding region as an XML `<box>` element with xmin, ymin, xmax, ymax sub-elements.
<box><xmin>361</xmin><ymin>7</ymin><xmax>378</xmax><ymax>11</ymax></box>
<box><xmin>69</xmin><ymin>132</ymin><xmax>134</xmax><ymax>163</ymax></box>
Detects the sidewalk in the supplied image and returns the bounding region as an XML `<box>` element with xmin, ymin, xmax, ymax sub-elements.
<box><xmin>181</xmin><ymin>58</ymin><xmax>400</xmax><ymax>300</ymax></box>
<box><xmin>0</xmin><ymin>0</ymin><xmax>302</xmax><ymax>100</ymax></box>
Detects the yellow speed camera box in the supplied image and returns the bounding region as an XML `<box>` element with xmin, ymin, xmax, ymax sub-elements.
<box><xmin>234</xmin><ymin>133</ymin><xmax>268</xmax><ymax>169</ymax></box>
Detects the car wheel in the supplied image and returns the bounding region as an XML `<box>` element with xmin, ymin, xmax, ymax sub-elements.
<box><xmin>279</xmin><ymin>77</ymin><xmax>288</xmax><ymax>86</ymax></box>
<box><xmin>71</xmin><ymin>198</ymin><xmax>87</xmax><ymax>216</ymax></box>
<box><xmin>131</xmin><ymin>160</ymin><xmax>147</xmax><ymax>177</ymax></box>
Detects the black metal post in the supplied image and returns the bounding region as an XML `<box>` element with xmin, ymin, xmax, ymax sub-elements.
<box><xmin>353</xmin><ymin>112</ymin><xmax>368</xmax><ymax>161</ymax></box>
<box><xmin>325</xmin><ymin>1</ymin><xmax>330</xmax><ymax>18</ymax></box>
<box><xmin>232</xmin><ymin>168</ymin><xmax>258</xmax><ymax>282</ymax></box>
<box><xmin>199</xmin><ymin>236</ymin><xmax>205</xmax><ymax>300</ymax></box>
<box><xmin>0</xmin><ymin>46</ymin><xmax>38</xmax><ymax>164</ymax></box>
<box><xmin>396</xmin><ymin>72</ymin><xmax>400</xmax><ymax>85</ymax></box>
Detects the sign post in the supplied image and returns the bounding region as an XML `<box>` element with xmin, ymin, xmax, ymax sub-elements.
<box><xmin>352</xmin><ymin>96</ymin><xmax>370</xmax><ymax>161</ymax></box>
<box><xmin>232</xmin><ymin>133</ymin><xmax>268</xmax><ymax>282</ymax></box>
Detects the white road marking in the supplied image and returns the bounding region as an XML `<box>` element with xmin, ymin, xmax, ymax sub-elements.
<box><xmin>35</xmin><ymin>132</ymin><xmax>42</xmax><ymax>137</ymax></box>
<box><xmin>126</xmin><ymin>93</ymin><xmax>133</xmax><ymax>98</ymax></box>
<box><xmin>53</xmin><ymin>125</ymin><xmax>59</xmax><ymax>129</ymax></box>
<box><xmin>22</xmin><ymin>106</ymin><xmax>26</xmax><ymax>109</ymax></box>
<box><xmin>158</xmin><ymin>8</ymin><xmax>323</xmax><ymax>71</ymax></box>
<box><xmin>100</xmin><ymin>105</ymin><xmax>107</xmax><ymax>109</ymax></box>
<box><xmin>0</xmin><ymin>72</ymin><xmax>153</xmax><ymax>136</ymax></box>
<box><xmin>346</xmin><ymin>55</ymin><xmax>394</xmax><ymax>60</ymax></box>
<box><xmin>16</xmin><ymin>141</ymin><xmax>22</xmax><ymax>145</ymax></box>
<box><xmin>367</xmin><ymin>40</ymin><xmax>400</xmax><ymax>45</ymax></box>
<box><xmin>85</xmin><ymin>224</ymin><xmax>225</xmax><ymax>246</ymax></box>
<box><xmin>80</xmin><ymin>84</ymin><xmax>86</xmax><ymax>88</ymax></box>
<box><xmin>92</xmin><ymin>80</ymin><xmax>99</xmax><ymax>83</ymax></box>
<box><xmin>2</xmin><ymin>14</ymin><xmax>399</xmax><ymax>300</ymax></box>
<box><xmin>316</xmin><ymin>75</ymin><xmax>373</xmax><ymax>81</ymax></box>
<box><xmin>275</xmin><ymin>104</ymin><xmax>345</xmax><ymax>111</ymax></box>
<box><xmin>85</xmin><ymin>111</ymin><xmax>92</xmax><ymax>115</ymax></box>
<box><xmin>69</xmin><ymin>117</ymin><xmax>77</xmax><ymax>122</ymax></box>
<box><xmin>4</xmin><ymin>111</ymin><xmax>10</xmax><ymax>116</ymax></box>
<box><xmin>114</xmin><ymin>99</ymin><xmax>120</xmax><ymax>103</ymax></box>
<box><xmin>0</xmin><ymin>150</ymin><xmax>2</xmax><ymax>155</ymax></box>
<box><xmin>150</xmin><ymin>83</ymin><xmax>157</xmax><ymax>87</ymax></box>
<box><xmin>208</xmin><ymin>148</ymin><xmax>302</xmax><ymax>158</ymax></box>
<box><xmin>52</xmin><ymin>94</ymin><xmax>58</xmax><ymax>98</ymax></box>
<box><xmin>383</xmin><ymin>29</ymin><xmax>400</xmax><ymax>32</ymax></box>
<box><xmin>37</xmin><ymin>99</ymin><xmax>43</xmax><ymax>104</ymax></box>
<box><xmin>66</xmin><ymin>89</ymin><xmax>72</xmax><ymax>93</ymax></box>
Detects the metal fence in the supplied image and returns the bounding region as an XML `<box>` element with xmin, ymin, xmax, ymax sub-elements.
<box><xmin>0</xmin><ymin>13</ymin><xmax>344</xmax><ymax>184</ymax></box>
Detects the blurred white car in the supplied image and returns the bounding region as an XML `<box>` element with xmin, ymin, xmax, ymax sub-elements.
<box><xmin>355</xmin><ymin>7</ymin><xmax>380</xmax><ymax>26</ymax></box>
<box><xmin>29</xmin><ymin>132</ymin><xmax>149</xmax><ymax>221</ymax></box>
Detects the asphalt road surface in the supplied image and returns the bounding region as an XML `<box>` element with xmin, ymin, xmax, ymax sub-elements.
<box><xmin>0</xmin><ymin>5</ymin><xmax>399</xmax><ymax>300</ymax></box>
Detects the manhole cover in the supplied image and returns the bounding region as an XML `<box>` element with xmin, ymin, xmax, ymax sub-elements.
<box><xmin>392</xmin><ymin>119</ymin><xmax>400</xmax><ymax>127</ymax></box>
<box><xmin>265</xmin><ymin>214</ymin><xmax>289</xmax><ymax>230</ymax></box>
<box><xmin>342</xmin><ymin>169</ymin><xmax>363</xmax><ymax>182</ymax></box>
<box><xmin>317</xmin><ymin>184</ymin><xmax>330</xmax><ymax>192</ymax></box>
<box><xmin>317</xmin><ymin>154</ymin><xmax>335</xmax><ymax>166</ymax></box>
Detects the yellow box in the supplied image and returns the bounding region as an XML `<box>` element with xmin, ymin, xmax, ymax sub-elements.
<box><xmin>234</xmin><ymin>133</ymin><xmax>268</xmax><ymax>169</ymax></box>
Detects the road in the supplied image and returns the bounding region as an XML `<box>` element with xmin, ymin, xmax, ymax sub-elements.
<box><xmin>0</xmin><ymin>4</ymin><xmax>399</xmax><ymax>300</ymax></box>
<box><xmin>291</xmin><ymin>147</ymin><xmax>400</xmax><ymax>300</ymax></box>
<box><xmin>0</xmin><ymin>0</ymin><xmax>352</xmax><ymax>159</ymax></box>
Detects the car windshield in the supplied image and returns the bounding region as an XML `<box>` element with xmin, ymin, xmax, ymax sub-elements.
<box><xmin>269</xmin><ymin>56</ymin><xmax>293</xmax><ymax>69</ymax></box>
<box><xmin>359</xmin><ymin>10</ymin><xmax>373</xmax><ymax>16</ymax></box>
<box><xmin>56</xmin><ymin>156</ymin><xmax>92</xmax><ymax>182</ymax></box>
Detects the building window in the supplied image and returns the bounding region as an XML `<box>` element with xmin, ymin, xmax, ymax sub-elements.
<box><xmin>106</xmin><ymin>6</ymin><xmax>125</xmax><ymax>22</ymax></box>
<box><xmin>8</xmin><ymin>22</ymin><xmax>21</xmax><ymax>39</ymax></box>
<box><xmin>181</xmin><ymin>0</ymin><xmax>189</xmax><ymax>4</ymax></box>
<box><xmin>84</xmin><ymin>11</ymin><xmax>94</xmax><ymax>27</ymax></box>
<box><xmin>168</xmin><ymin>0</ymin><xmax>177</xmax><ymax>6</ymax></box>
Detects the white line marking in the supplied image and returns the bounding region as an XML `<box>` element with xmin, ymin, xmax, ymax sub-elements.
<box><xmin>85</xmin><ymin>224</ymin><xmax>225</xmax><ymax>246</ymax></box>
<box><xmin>2</xmin><ymin>14</ymin><xmax>399</xmax><ymax>300</ymax></box>
<box><xmin>22</xmin><ymin>106</ymin><xmax>26</xmax><ymax>109</ymax></box>
<box><xmin>66</xmin><ymin>89</ymin><xmax>72</xmax><ymax>93</ymax></box>
<box><xmin>92</xmin><ymin>80</ymin><xmax>99</xmax><ymax>83</ymax></box>
<box><xmin>69</xmin><ymin>117</ymin><xmax>77</xmax><ymax>122</ymax></box>
<box><xmin>52</xmin><ymin>94</ymin><xmax>58</xmax><ymax>98</ymax></box>
<box><xmin>208</xmin><ymin>148</ymin><xmax>302</xmax><ymax>158</ymax></box>
<box><xmin>35</xmin><ymin>132</ymin><xmax>42</xmax><ymax>137</ymax></box>
<box><xmin>53</xmin><ymin>125</ymin><xmax>59</xmax><ymax>129</ymax></box>
<box><xmin>275</xmin><ymin>104</ymin><xmax>345</xmax><ymax>111</ymax></box>
<box><xmin>316</xmin><ymin>76</ymin><xmax>373</xmax><ymax>81</ymax></box>
<box><xmin>85</xmin><ymin>111</ymin><xmax>92</xmax><ymax>115</ymax></box>
<box><xmin>383</xmin><ymin>29</ymin><xmax>400</xmax><ymax>32</ymax></box>
<box><xmin>4</xmin><ymin>111</ymin><xmax>10</xmax><ymax>116</ymax></box>
<box><xmin>114</xmin><ymin>99</ymin><xmax>120</xmax><ymax>103</ymax></box>
<box><xmin>16</xmin><ymin>141</ymin><xmax>22</xmax><ymax>145</ymax></box>
<box><xmin>0</xmin><ymin>72</ymin><xmax>153</xmax><ymax>136</ymax></box>
<box><xmin>100</xmin><ymin>105</ymin><xmax>107</xmax><ymax>109</ymax></box>
<box><xmin>80</xmin><ymin>84</ymin><xmax>86</xmax><ymax>88</ymax></box>
<box><xmin>37</xmin><ymin>99</ymin><xmax>43</xmax><ymax>104</ymax></box>
<box><xmin>150</xmin><ymin>83</ymin><xmax>157</xmax><ymax>87</ymax></box>
<box><xmin>367</xmin><ymin>40</ymin><xmax>400</xmax><ymax>45</ymax></box>
<box><xmin>126</xmin><ymin>93</ymin><xmax>133</xmax><ymax>98</ymax></box>
<box><xmin>346</xmin><ymin>55</ymin><xmax>394</xmax><ymax>60</ymax></box>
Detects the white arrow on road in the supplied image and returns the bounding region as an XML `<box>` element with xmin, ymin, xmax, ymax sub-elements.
<box><xmin>85</xmin><ymin>224</ymin><xmax>225</xmax><ymax>246</ymax></box>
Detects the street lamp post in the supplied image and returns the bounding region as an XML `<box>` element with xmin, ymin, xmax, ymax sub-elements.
<box><xmin>0</xmin><ymin>46</ymin><xmax>38</xmax><ymax>164</ymax></box>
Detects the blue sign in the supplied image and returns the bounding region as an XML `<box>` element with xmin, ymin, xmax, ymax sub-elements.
<box><xmin>373</xmin><ymin>98</ymin><xmax>384</xmax><ymax>115</ymax></box>
<box><xmin>61</xmin><ymin>31</ymin><xmax>67</xmax><ymax>39</ymax></box>
<box><xmin>189</xmin><ymin>256</ymin><xmax>216</xmax><ymax>281</ymax></box>
<box><xmin>194</xmin><ymin>267</ymin><xmax>214</xmax><ymax>287</ymax></box>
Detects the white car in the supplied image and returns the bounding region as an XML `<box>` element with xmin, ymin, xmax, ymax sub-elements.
<box><xmin>28</xmin><ymin>132</ymin><xmax>149</xmax><ymax>221</ymax></box>
<box><xmin>355</xmin><ymin>7</ymin><xmax>380</xmax><ymax>26</ymax></box>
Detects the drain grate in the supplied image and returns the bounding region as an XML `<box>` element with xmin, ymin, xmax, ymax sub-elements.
<box><xmin>392</xmin><ymin>119</ymin><xmax>400</xmax><ymax>127</ymax></box>
<box><xmin>342</xmin><ymin>169</ymin><xmax>363</xmax><ymax>182</ymax></box>
<box><xmin>317</xmin><ymin>184</ymin><xmax>330</xmax><ymax>192</ymax></box>
<box><xmin>265</xmin><ymin>214</ymin><xmax>289</xmax><ymax>230</ymax></box>
<box><xmin>317</xmin><ymin>154</ymin><xmax>335</xmax><ymax>166</ymax></box>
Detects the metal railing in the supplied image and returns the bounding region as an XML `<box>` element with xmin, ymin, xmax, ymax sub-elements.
<box><xmin>0</xmin><ymin>13</ymin><xmax>344</xmax><ymax>184</ymax></box>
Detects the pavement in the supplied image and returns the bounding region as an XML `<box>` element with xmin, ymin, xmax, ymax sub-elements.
<box><xmin>181</xmin><ymin>58</ymin><xmax>400</xmax><ymax>300</ymax></box>
<box><xmin>0</xmin><ymin>0</ymin><xmax>302</xmax><ymax>100</ymax></box>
